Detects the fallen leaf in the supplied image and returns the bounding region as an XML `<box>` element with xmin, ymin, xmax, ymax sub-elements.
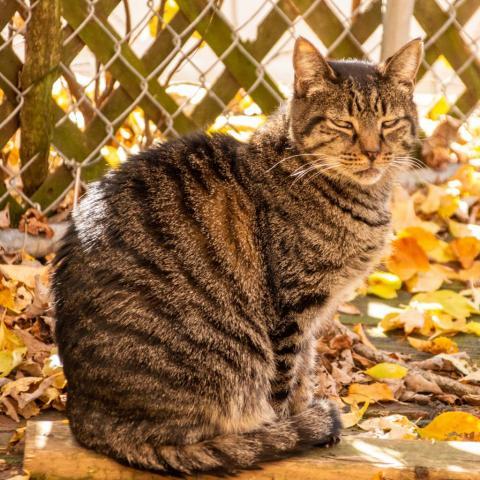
<box><xmin>450</xmin><ymin>237</ymin><xmax>480</xmax><ymax>269</ymax></box>
<box><xmin>353</xmin><ymin>323</ymin><xmax>377</xmax><ymax>351</ymax></box>
<box><xmin>449</xmin><ymin>219</ymin><xmax>480</xmax><ymax>240</ymax></box>
<box><xmin>466</xmin><ymin>322</ymin><xmax>480</xmax><ymax>336</ymax></box>
<box><xmin>365</xmin><ymin>363</ymin><xmax>408</xmax><ymax>380</ymax></box>
<box><xmin>359</xmin><ymin>414</ymin><xmax>418</xmax><ymax>440</ymax></box>
<box><xmin>367</xmin><ymin>271</ymin><xmax>402</xmax><ymax>299</ymax></box>
<box><xmin>404</xmin><ymin>372</ymin><xmax>442</xmax><ymax>394</ymax></box>
<box><xmin>0</xmin><ymin>322</ymin><xmax>26</xmax><ymax>378</ymax></box>
<box><xmin>341</xmin><ymin>401</ymin><xmax>370</xmax><ymax>428</ymax></box>
<box><xmin>342</xmin><ymin>382</ymin><xmax>394</xmax><ymax>405</ymax></box>
<box><xmin>338</xmin><ymin>303</ymin><xmax>361</xmax><ymax>315</ymax></box>
<box><xmin>0</xmin><ymin>264</ymin><xmax>49</xmax><ymax>290</ymax></box>
<box><xmin>407</xmin><ymin>336</ymin><xmax>459</xmax><ymax>354</ymax></box>
<box><xmin>380</xmin><ymin>308</ymin><xmax>426</xmax><ymax>335</ymax></box>
<box><xmin>411</xmin><ymin>290</ymin><xmax>478</xmax><ymax>321</ymax></box>
<box><xmin>460</xmin><ymin>371</ymin><xmax>480</xmax><ymax>385</ymax></box>
<box><xmin>417</xmin><ymin>411</ymin><xmax>480</xmax><ymax>441</ymax></box>
<box><xmin>18</xmin><ymin>209</ymin><xmax>54</xmax><ymax>238</ymax></box>
<box><xmin>0</xmin><ymin>205</ymin><xmax>10</xmax><ymax>229</ymax></box>
<box><xmin>386</xmin><ymin>237</ymin><xmax>429</xmax><ymax>281</ymax></box>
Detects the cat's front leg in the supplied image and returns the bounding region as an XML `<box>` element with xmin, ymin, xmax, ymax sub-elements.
<box><xmin>287</xmin><ymin>334</ymin><xmax>317</xmax><ymax>415</ymax></box>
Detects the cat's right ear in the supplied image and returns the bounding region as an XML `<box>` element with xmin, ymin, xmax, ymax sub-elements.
<box><xmin>293</xmin><ymin>37</ymin><xmax>336</xmax><ymax>96</ymax></box>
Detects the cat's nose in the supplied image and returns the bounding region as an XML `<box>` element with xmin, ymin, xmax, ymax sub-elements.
<box><xmin>362</xmin><ymin>150</ymin><xmax>380</xmax><ymax>163</ymax></box>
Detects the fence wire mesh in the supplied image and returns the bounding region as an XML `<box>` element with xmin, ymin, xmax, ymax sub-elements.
<box><xmin>0</xmin><ymin>0</ymin><xmax>479</xmax><ymax>220</ymax></box>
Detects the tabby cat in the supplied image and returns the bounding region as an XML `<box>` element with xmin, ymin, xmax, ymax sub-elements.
<box><xmin>53</xmin><ymin>37</ymin><xmax>422</xmax><ymax>474</ymax></box>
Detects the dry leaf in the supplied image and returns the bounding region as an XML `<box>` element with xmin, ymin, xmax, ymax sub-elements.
<box><xmin>359</xmin><ymin>414</ymin><xmax>418</xmax><ymax>440</ymax></box>
<box><xmin>407</xmin><ymin>336</ymin><xmax>459</xmax><ymax>354</ymax></box>
<box><xmin>386</xmin><ymin>237</ymin><xmax>429</xmax><ymax>281</ymax></box>
<box><xmin>365</xmin><ymin>363</ymin><xmax>408</xmax><ymax>380</ymax></box>
<box><xmin>0</xmin><ymin>264</ymin><xmax>49</xmax><ymax>290</ymax></box>
<box><xmin>341</xmin><ymin>401</ymin><xmax>369</xmax><ymax>428</ymax></box>
<box><xmin>342</xmin><ymin>382</ymin><xmax>394</xmax><ymax>405</ymax></box>
<box><xmin>450</xmin><ymin>237</ymin><xmax>480</xmax><ymax>269</ymax></box>
<box><xmin>404</xmin><ymin>372</ymin><xmax>442</xmax><ymax>394</ymax></box>
<box><xmin>366</xmin><ymin>271</ymin><xmax>402</xmax><ymax>299</ymax></box>
<box><xmin>353</xmin><ymin>323</ymin><xmax>377</xmax><ymax>351</ymax></box>
<box><xmin>417</xmin><ymin>411</ymin><xmax>480</xmax><ymax>441</ymax></box>
<box><xmin>19</xmin><ymin>208</ymin><xmax>54</xmax><ymax>238</ymax></box>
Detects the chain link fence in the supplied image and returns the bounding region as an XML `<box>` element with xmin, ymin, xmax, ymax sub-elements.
<box><xmin>0</xmin><ymin>0</ymin><xmax>479</xmax><ymax>222</ymax></box>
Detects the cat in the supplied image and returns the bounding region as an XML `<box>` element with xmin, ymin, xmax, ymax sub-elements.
<box><xmin>52</xmin><ymin>36</ymin><xmax>422</xmax><ymax>475</ymax></box>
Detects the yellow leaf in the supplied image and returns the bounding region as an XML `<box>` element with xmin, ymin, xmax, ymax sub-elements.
<box><xmin>428</xmin><ymin>96</ymin><xmax>450</xmax><ymax>121</ymax></box>
<box><xmin>379</xmin><ymin>312</ymin><xmax>404</xmax><ymax>332</ymax></box>
<box><xmin>148</xmin><ymin>0</ymin><xmax>179</xmax><ymax>36</ymax></box>
<box><xmin>449</xmin><ymin>220</ymin><xmax>480</xmax><ymax>240</ymax></box>
<box><xmin>101</xmin><ymin>146</ymin><xmax>121</xmax><ymax>169</ymax></box>
<box><xmin>0</xmin><ymin>264</ymin><xmax>49</xmax><ymax>289</ymax></box>
<box><xmin>386</xmin><ymin>237</ymin><xmax>429</xmax><ymax>281</ymax></box>
<box><xmin>466</xmin><ymin>322</ymin><xmax>480</xmax><ymax>336</ymax></box>
<box><xmin>450</xmin><ymin>237</ymin><xmax>480</xmax><ymax>269</ymax></box>
<box><xmin>342</xmin><ymin>382</ymin><xmax>394</xmax><ymax>405</ymax></box>
<box><xmin>365</xmin><ymin>362</ymin><xmax>408</xmax><ymax>380</ymax></box>
<box><xmin>428</xmin><ymin>240</ymin><xmax>456</xmax><ymax>263</ymax></box>
<box><xmin>0</xmin><ymin>288</ymin><xmax>16</xmax><ymax>311</ymax></box>
<box><xmin>411</xmin><ymin>290</ymin><xmax>478</xmax><ymax>321</ymax></box>
<box><xmin>341</xmin><ymin>401</ymin><xmax>370</xmax><ymax>428</ymax></box>
<box><xmin>429</xmin><ymin>311</ymin><xmax>466</xmax><ymax>334</ymax></box>
<box><xmin>438</xmin><ymin>194</ymin><xmax>460</xmax><ymax>219</ymax></box>
<box><xmin>367</xmin><ymin>271</ymin><xmax>401</xmax><ymax>299</ymax></box>
<box><xmin>0</xmin><ymin>348</ymin><xmax>27</xmax><ymax>378</ymax></box>
<box><xmin>407</xmin><ymin>336</ymin><xmax>458</xmax><ymax>354</ymax></box>
<box><xmin>418</xmin><ymin>411</ymin><xmax>480</xmax><ymax>441</ymax></box>
<box><xmin>0</xmin><ymin>321</ymin><xmax>26</xmax><ymax>378</ymax></box>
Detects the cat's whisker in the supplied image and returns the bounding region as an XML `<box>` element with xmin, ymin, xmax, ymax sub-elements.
<box><xmin>291</xmin><ymin>163</ymin><xmax>341</xmax><ymax>187</ymax></box>
<box><xmin>265</xmin><ymin>153</ymin><xmax>325</xmax><ymax>173</ymax></box>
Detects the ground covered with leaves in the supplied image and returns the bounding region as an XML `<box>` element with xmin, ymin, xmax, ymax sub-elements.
<box><xmin>0</xmin><ymin>115</ymin><xmax>478</xmax><ymax>478</ymax></box>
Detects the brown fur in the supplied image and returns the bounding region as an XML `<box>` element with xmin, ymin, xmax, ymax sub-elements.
<box><xmin>52</xmin><ymin>38</ymin><xmax>422</xmax><ymax>475</ymax></box>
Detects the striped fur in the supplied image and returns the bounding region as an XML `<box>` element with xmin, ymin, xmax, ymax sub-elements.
<box><xmin>52</xmin><ymin>38</ymin><xmax>422</xmax><ymax>474</ymax></box>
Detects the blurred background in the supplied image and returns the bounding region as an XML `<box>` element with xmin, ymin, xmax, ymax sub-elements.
<box><xmin>1</xmin><ymin>0</ymin><xmax>480</xmax><ymax>223</ymax></box>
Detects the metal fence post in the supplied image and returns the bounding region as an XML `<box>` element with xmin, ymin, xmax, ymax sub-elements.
<box><xmin>381</xmin><ymin>0</ymin><xmax>415</xmax><ymax>60</ymax></box>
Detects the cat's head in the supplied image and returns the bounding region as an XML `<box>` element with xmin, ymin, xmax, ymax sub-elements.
<box><xmin>289</xmin><ymin>37</ymin><xmax>423</xmax><ymax>185</ymax></box>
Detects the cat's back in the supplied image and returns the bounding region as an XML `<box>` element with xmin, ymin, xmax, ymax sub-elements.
<box><xmin>53</xmin><ymin>132</ymin><xmax>270</xmax><ymax>376</ymax></box>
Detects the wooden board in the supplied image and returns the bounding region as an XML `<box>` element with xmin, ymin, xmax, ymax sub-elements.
<box><xmin>24</xmin><ymin>420</ymin><xmax>480</xmax><ymax>480</ymax></box>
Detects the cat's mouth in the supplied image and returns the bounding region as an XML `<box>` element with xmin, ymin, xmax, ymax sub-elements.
<box><xmin>353</xmin><ymin>166</ymin><xmax>383</xmax><ymax>184</ymax></box>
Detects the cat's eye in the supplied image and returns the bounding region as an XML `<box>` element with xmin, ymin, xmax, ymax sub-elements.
<box><xmin>382</xmin><ymin>118</ymin><xmax>400</xmax><ymax>129</ymax></box>
<box><xmin>331</xmin><ymin>119</ymin><xmax>353</xmax><ymax>129</ymax></box>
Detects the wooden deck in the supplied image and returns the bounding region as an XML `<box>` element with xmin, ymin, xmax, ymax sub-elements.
<box><xmin>23</xmin><ymin>419</ymin><xmax>480</xmax><ymax>480</ymax></box>
<box><xmin>9</xmin><ymin>292</ymin><xmax>480</xmax><ymax>478</ymax></box>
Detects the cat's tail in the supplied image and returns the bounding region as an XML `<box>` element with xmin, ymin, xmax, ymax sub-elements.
<box><xmin>73</xmin><ymin>399</ymin><xmax>341</xmax><ymax>475</ymax></box>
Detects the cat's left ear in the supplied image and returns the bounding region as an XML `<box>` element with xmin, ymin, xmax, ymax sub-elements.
<box><xmin>381</xmin><ymin>38</ymin><xmax>423</xmax><ymax>91</ymax></box>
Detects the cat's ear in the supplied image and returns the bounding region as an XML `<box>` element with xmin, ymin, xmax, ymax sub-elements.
<box><xmin>381</xmin><ymin>38</ymin><xmax>423</xmax><ymax>91</ymax></box>
<box><xmin>293</xmin><ymin>37</ymin><xmax>337</xmax><ymax>96</ymax></box>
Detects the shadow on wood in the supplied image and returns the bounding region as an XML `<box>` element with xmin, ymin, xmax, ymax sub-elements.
<box><xmin>24</xmin><ymin>419</ymin><xmax>480</xmax><ymax>479</ymax></box>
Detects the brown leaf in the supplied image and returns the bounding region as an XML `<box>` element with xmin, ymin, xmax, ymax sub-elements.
<box><xmin>353</xmin><ymin>323</ymin><xmax>377</xmax><ymax>351</ymax></box>
<box><xmin>405</xmin><ymin>372</ymin><xmax>443</xmax><ymax>394</ymax></box>
<box><xmin>18</xmin><ymin>209</ymin><xmax>54</xmax><ymax>238</ymax></box>
<box><xmin>328</xmin><ymin>334</ymin><xmax>353</xmax><ymax>352</ymax></box>
<box><xmin>0</xmin><ymin>205</ymin><xmax>10</xmax><ymax>229</ymax></box>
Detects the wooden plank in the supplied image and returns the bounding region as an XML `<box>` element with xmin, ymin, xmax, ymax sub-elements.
<box><xmin>414</xmin><ymin>0</ymin><xmax>480</xmax><ymax>116</ymax></box>
<box><xmin>176</xmin><ymin>0</ymin><xmax>283</xmax><ymax>115</ymax></box>
<box><xmin>24</xmin><ymin>420</ymin><xmax>480</xmax><ymax>480</ymax></box>
<box><xmin>62</xmin><ymin>0</ymin><xmax>195</xmax><ymax>135</ymax></box>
